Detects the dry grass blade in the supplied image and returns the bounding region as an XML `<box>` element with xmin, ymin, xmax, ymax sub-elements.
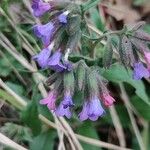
<box><xmin>110</xmin><ymin>106</ymin><xmax>126</xmax><ymax>147</ymax></box>
<box><xmin>0</xmin><ymin>133</ymin><xmax>28</xmax><ymax>150</ymax></box>
<box><xmin>119</xmin><ymin>83</ymin><xmax>146</xmax><ymax>150</ymax></box>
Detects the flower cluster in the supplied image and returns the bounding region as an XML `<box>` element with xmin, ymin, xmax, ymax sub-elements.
<box><xmin>32</xmin><ymin>0</ymin><xmax>81</xmax><ymax>72</ymax></box>
<box><xmin>103</xmin><ymin>22</ymin><xmax>150</xmax><ymax>80</ymax></box>
<box><xmin>40</xmin><ymin>61</ymin><xmax>115</xmax><ymax>121</ymax></box>
<box><xmin>31</xmin><ymin>1</ymin><xmax>150</xmax><ymax>121</ymax></box>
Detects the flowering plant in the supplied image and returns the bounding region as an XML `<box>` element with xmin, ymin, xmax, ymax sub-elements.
<box><xmin>1</xmin><ymin>0</ymin><xmax>150</xmax><ymax>149</ymax></box>
<box><xmin>32</xmin><ymin>0</ymin><xmax>150</xmax><ymax>121</ymax></box>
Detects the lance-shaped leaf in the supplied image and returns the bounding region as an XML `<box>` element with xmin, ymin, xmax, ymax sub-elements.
<box><xmin>122</xmin><ymin>35</ymin><xmax>135</xmax><ymax>66</ymax></box>
<box><xmin>103</xmin><ymin>37</ymin><xmax>113</xmax><ymax>68</ymax></box>
<box><xmin>118</xmin><ymin>36</ymin><xmax>128</xmax><ymax>67</ymax></box>
<box><xmin>67</xmin><ymin>15</ymin><xmax>81</xmax><ymax>35</ymax></box>
<box><xmin>76</xmin><ymin>61</ymin><xmax>86</xmax><ymax>91</ymax></box>
<box><xmin>134</xmin><ymin>30</ymin><xmax>150</xmax><ymax>41</ymax></box>
<box><xmin>63</xmin><ymin>70</ymin><xmax>75</xmax><ymax>95</ymax></box>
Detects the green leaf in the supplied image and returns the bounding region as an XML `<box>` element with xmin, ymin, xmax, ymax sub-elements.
<box><xmin>102</xmin><ymin>63</ymin><xmax>150</xmax><ymax>105</ymax></box>
<box><xmin>77</xmin><ymin>122</ymin><xmax>101</xmax><ymax>150</ymax></box>
<box><xmin>89</xmin><ymin>7</ymin><xmax>105</xmax><ymax>31</ymax></box>
<box><xmin>21</xmin><ymin>99</ymin><xmax>41</xmax><ymax>136</ymax></box>
<box><xmin>131</xmin><ymin>96</ymin><xmax>150</xmax><ymax>121</ymax></box>
<box><xmin>30</xmin><ymin>130</ymin><xmax>56</xmax><ymax>150</ymax></box>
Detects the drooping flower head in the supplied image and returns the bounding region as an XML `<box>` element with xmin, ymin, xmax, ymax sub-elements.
<box><xmin>54</xmin><ymin>102</ymin><xmax>72</xmax><ymax>119</ymax></box>
<box><xmin>40</xmin><ymin>90</ymin><xmax>57</xmax><ymax>110</ymax></box>
<box><xmin>32</xmin><ymin>0</ymin><xmax>51</xmax><ymax>17</ymax></box>
<box><xmin>133</xmin><ymin>62</ymin><xmax>150</xmax><ymax>80</ymax></box>
<box><xmin>33</xmin><ymin>22</ymin><xmax>54</xmax><ymax>46</ymax></box>
<box><xmin>33</xmin><ymin>43</ymin><xmax>54</xmax><ymax>68</ymax></box>
<box><xmin>54</xmin><ymin>90</ymin><xmax>74</xmax><ymax>118</ymax></box>
<box><xmin>101</xmin><ymin>93</ymin><xmax>115</xmax><ymax>107</ymax></box>
<box><xmin>61</xmin><ymin>91</ymin><xmax>74</xmax><ymax>109</ymax></box>
<box><xmin>79</xmin><ymin>96</ymin><xmax>105</xmax><ymax>121</ymax></box>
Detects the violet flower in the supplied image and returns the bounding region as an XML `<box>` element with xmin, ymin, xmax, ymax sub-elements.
<box><xmin>133</xmin><ymin>62</ymin><xmax>150</xmax><ymax>80</ymax></box>
<box><xmin>40</xmin><ymin>90</ymin><xmax>57</xmax><ymax>110</ymax></box>
<box><xmin>58</xmin><ymin>11</ymin><xmax>69</xmax><ymax>24</ymax></box>
<box><xmin>62</xmin><ymin>92</ymin><xmax>74</xmax><ymax>109</ymax></box>
<box><xmin>48</xmin><ymin>51</ymin><xmax>67</xmax><ymax>72</ymax></box>
<box><xmin>33</xmin><ymin>43</ymin><xmax>53</xmax><ymax>68</ymax></box>
<box><xmin>33</xmin><ymin>22</ymin><xmax>54</xmax><ymax>46</ymax></box>
<box><xmin>55</xmin><ymin>102</ymin><xmax>72</xmax><ymax>119</ymax></box>
<box><xmin>32</xmin><ymin>0</ymin><xmax>51</xmax><ymax>17</ymax></box>
<box><xmin>79</xmin><ymin>97</ymin><xmax>105</xmax><ymax>121</ymax></box>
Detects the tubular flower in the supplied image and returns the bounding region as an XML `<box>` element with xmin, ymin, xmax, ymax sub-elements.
<box><xmin>133</xmin><ymin>62</ymin><xmax>150</xmax><ymax>80</ymax></box>
<box><xmin>79</xmin><ymin>97</ymin><xmax>105</xmax><ymax>121</ymax></box>
<box><xmin>48</xmin><ymin>51</ymin><xmax>67</xmax><ymax>72</ymax></box>
<box><xmin>33</xmin><ymin>22</ymin><xmax>54</xmax><ymax>46</ymax></box>
<box><xmin>61</xmin><ymin>92</ymin><xmax>74</xmax><ymax>109</ymax></box>
<box><xmin>33</xmin><ymin>43</ymin><xmax>53</xmax><ymax>68</ymax></box>
<box><xmin>32</xmin><ymin>0</ymin><xmax>51</xmax><ymax>17</ymax></box>
<box><xmin>40</xmin><ymin>90</ymin><xmax>57</xmax><ymax>110</ymax></box>
<box><xmin>55</xmin><ymin>102</ymin><xmax>72</xmax><ymax>119</ymax></box>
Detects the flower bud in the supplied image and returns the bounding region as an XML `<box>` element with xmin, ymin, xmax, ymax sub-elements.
<box><xmin>66</xmin><ymin>30</ymin><xmax>81</xmax><ymax>52</ymax></box>
<box><xmin>87</xmin><ymin>70</ymin><xmax>99</xmax><ymax>98</ymax></box>
<box><xmin>63</xmin><ymin>70</ymin><xmax>75</xmax><ymax>95</ymax></box>
<box><xmin>66</xmin><ymin>15</ymin><xmax>81</xmax><ymax>35</ymax></box>
<box><xmin>76</xmin><ymin>61</ymin><xmax>86</xmax><ymax>91</ymax></box>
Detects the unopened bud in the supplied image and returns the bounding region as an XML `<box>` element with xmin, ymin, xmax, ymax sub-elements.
<box><xmin>67</xmin><ymin>15</ymin><xmax>81</xmax><ymax>35</ymax></box>
<box><xmin>76</xmin><ymin>61</ymin><xmax>86</xmax><ymax>90</ymax></box>
<box><xmin>63</xmin><ymin>70</ymin><xmax>75</xmax><ymax>95</ymax></box>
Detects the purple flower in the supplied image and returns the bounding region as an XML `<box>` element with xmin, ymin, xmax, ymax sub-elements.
<box><xmin>33</xmin><ymin>22</ymin><xmax>54</xmax><ymax>46</ymax></box>
<box><xmin>32</xmin><ymin>0</ymin><xmax>51</xmax><ymax>17</ymax></box>
<box><xmin>62</xmin><ymin>92</ymin><xmax>74</xmax><ymax>109</ymax></box>
<box><xmin>133</xmin><ymin>62</ymin><xmax>150</xmax><ymax>80</ymax></box>
<box><xmin>55</xmin><ymin>102</ymin><xmax>72</xmax><ymax>119</ymax></box>
<box><xmin>33</xmin><ymin>44</ymin><xmax>53</xmax><ymax>68</ymax></box>
<box><xmin>79</xmin><ymin>97</ymin><xmax>105</xmax><ymax>121</ymax></box>
<box><xmin>40</xmin><ymin>90</ymin><xmax>57</xmax><ymax>110</ymax></box>
<box><xmin>58</xmin><ymin>11</ymin><xmax>69</xmax><ymax>24</ymax></box>
<box><xmin>48</xmin><ymin>51</ymin><xmax>67</xmax><ymax>72</ymax></box>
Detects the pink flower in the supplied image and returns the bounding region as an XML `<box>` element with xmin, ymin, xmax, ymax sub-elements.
<box><xmin>144</xmin><ymin>52</ymin><xmax>150</xmax><ymax>65</ymax></box>
<box><xmin>40</xmin><ymin>91</ymin><xmax>57</xmax><ymax>110</ymax></box>
<box><xmin>102</xmin><ymin>93</ymin><xmax>115</xmax><ymax>107</ymax></box>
